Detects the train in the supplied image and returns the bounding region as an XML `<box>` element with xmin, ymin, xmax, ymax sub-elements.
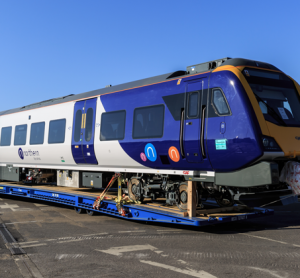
<box><xmin>0</xmin><ymin>57</ymin><xmax>299</xmax><ymax>209</ymax></box>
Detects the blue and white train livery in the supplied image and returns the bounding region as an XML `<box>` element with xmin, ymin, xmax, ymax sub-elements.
<box><xmin>1</xmin><ymin>57</ymin><xmax>299</xmax><ymax>209</ymax></box>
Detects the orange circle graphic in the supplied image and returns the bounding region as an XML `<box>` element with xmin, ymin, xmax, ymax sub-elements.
<box><xmin>168</xmin><ymin>146</ymin><xmax>180</xmax><ymax>162</ymax></box>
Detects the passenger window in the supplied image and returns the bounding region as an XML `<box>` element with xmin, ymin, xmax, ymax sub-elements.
<box><xmin>0</xmin><ymin>126</ymin><xmax>12</xmax><ymax>146</ymax></box>
<box><xmin>30</xmin><ymin>122</ymin><xmax>45</xmax><ymax>145</ymax></box>
<box><xmin>212</xmin><ymin>89</ymin><xmax>230</xmax><ymax>116</ymax></box>
<box><xmin>188</xmin><ymin>92</ymin><xmax>199</xmax><ymax>118</ymax></box>
<box><xmin>14</xmin><ymin>125</ymin><xmax>27</xmax><ymax>146</ymax></box>
<box><xmin>48</xmin><ymin>119</ymin><xmax>66</xmax><ymax>144</ymax></box>
<box><xmin>100</xmin><ymin>110</ymin><xmax>126</xmax><ymax>141</ymax></box>
<box><xmin>133</xmin><ymin>105</ymin><xmax>164</xmax><ymax>139</ymax></box>
<box><xmin>74</xmin><ymin>110</ymin><xmax>82</xmax><ymax>142</ymax></box>
<box><xmin>85</xmin><ymin>108</ymin><xmax>93</xmax><ymax>142</ymax></box>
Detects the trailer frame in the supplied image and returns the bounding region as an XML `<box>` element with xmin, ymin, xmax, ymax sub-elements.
<box><xmin>0</xmin><ymin>182</ymin><xmax>274</xmax><ymax>227</ymax></box>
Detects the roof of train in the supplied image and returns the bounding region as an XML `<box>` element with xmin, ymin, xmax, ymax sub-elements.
<box><xmin>0</xmin><ymin>58</ymin><xmax>280</xmax><ymax>116</ymax></box>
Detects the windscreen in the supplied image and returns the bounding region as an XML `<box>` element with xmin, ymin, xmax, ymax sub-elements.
<box><xmin>243</xmin><ymin>68</ymin><xmax>300</xmax><ymax>127</ymax></box>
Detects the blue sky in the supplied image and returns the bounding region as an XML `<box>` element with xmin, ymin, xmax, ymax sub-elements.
<box><xmin>0</xmin><ymin>1</ymin><xmax>299</xmax><ymax>112</ymax></box>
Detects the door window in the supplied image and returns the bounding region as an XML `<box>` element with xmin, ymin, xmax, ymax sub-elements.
<box><xmin>187</xmin><ymin>92</ymin><xmax>199</xmax><ymax>118</ymax></box>
<box><xmin>85</xmin><ymin>108</ymin><xmax>94</xmax><ymax>142</ymax></box>
<box><xmin>74</xmin><ymin>110</ymin><xmax>82</xmax><ymax>142</ymax></box>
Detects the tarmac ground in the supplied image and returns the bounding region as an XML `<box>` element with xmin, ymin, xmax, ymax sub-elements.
<box><xmin>0</xmin><ymin>194</ymin><xmax>299</xmax><ymax>278</ymax></box>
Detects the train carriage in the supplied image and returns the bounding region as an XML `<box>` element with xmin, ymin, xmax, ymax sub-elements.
<box><xmin>0</xmin><ymin>57</ymin><xmax>299</xmax><ymax>209</ymax></box>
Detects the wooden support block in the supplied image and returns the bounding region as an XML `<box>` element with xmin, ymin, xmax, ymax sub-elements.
<box><xmin>187</xmin><ymin>180</ymin><xmax>196</xmax><ymax>217</ymax></box>
<box><xmin>117</xmin><ymin>177</ymin><xmax>122</xmax><ymax>203</ymax></box>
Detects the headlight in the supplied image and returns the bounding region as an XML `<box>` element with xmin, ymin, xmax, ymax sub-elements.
<box><xmin>262</xmin><ymin>136</ymin><xmax>282</xmax><ymax>152</ymax></box>
<box><xmin>263</xmin><ymin>138</ymin><xmax>269</xmax><ymax>147</ymax></box>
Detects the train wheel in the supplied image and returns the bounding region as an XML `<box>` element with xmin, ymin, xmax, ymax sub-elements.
<box><xmin>74</xmin><ymin>207</ymin><xmax>85</xmax><ymax>214</ymax></box>
<box><xmin>86</xmin><ymin>209</ymin><xmax>95</xmax><ymax>216</ymax></box>
<box><xmin>215</xmin><ymin>196</ymin><xmax>234</xmax><ymax>207</ymax></box>
<box><xmin>128</xmin><ymin>178</ymin><xmax>144</xmax><ymax>202</ymax></box>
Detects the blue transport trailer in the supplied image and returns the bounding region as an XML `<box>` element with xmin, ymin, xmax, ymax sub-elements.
<box><xmin>0</xmin><ymin>182</ymin><xmax>276</xmax><ymax>227</ymax></box>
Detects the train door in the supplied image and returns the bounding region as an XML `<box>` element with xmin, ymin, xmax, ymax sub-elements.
<box><xmin>183</xmin><ymin>79</ymin><xmax>207</xmax><ymax>163</ymax></box>
<box><xmin>71</xmin><ymin>98</ymin><xmax>98</xmax><ymax>164</ymax></box>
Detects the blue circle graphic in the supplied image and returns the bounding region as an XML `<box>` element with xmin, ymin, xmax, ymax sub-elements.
<box><xmin>144</xmin><ymin>143</ymin><xmax>157</xmax><ymax>162</ymax></box>
<box><xmin>18</xmin><ymin>148</ymin><xmax>24</xmax><ymax>160</ymax></box>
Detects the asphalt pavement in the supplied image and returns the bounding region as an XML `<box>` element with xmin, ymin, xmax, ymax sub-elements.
<box><xmin>0</xmin><ymin>195</ymin><xmax>300</xmax><ymax>278</ymax></box>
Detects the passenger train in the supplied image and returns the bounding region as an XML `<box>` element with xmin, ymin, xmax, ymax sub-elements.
<box><xmin>0</xmin><ymin>57</ymin><xmax>299</xmax><ymax>209</ymax></box>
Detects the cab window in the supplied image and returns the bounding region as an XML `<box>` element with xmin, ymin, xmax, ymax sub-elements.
<box><xmin>212</xmin><ymin>89</ymin><xmax>231</xmax><ymax>116</ymax></box>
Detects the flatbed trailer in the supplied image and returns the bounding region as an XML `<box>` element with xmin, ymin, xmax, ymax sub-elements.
<box><xmin>0</xmin><ymin>182</ymin><xmax>274</xmax><ymax>227</ymax></box>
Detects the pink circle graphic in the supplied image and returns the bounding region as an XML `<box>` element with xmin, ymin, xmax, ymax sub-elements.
<box><xmin>140</xmin><ymin>152</ymin><xmax>147</xmax><ymax>161</ymax></box>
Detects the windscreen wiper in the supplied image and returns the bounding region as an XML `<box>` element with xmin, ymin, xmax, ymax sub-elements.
<box><xmin>254</xmin><ymin>93</ymin><xmax>287</xmax><ymax>126</ymax></box>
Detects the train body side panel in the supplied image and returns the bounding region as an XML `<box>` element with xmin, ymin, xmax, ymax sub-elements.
<box><xmin>207</xmin><ymin>71</ymin><xmax>263</xmax><ymax>171</ymax></box>
<box><xmin>93</xmin><ymin>97</ymin><xmax>143</xmax><ymax>168</ymax></box>
<box><xmin>0</xmin><ymin>102</ymin><xmax>76</xmax><ymax>167</ymax></box>
<box><xmin>100</xmin><ymin>75</ymin><xmax>213</xmax><ymax>171</ymax></box>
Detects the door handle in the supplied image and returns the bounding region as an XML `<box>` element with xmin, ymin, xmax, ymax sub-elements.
<box><xmin>180</xmin><ymin>109</ymin><xmax>185</xmax><ymax>158</ymax></box>
<box><xmin>200</xmin><ymin>106</ymin><xmax>206</xmax><ymax>158</ymax></box>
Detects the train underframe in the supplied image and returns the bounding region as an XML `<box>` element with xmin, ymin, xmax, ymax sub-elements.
<box><xmin>7</xmin><ymin>162</ymin><xmax>295</xmax><ymax>210</ymax></box>
<box><xmin>125</xmin><ymin>173</ymin><xmax>292</xmax><ymax>209</ymax></box>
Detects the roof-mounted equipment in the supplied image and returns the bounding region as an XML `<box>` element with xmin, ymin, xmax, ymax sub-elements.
<box><xmin>186</xmin><ymin>57</ymin><xmax>231</xmax><ymax>74</ymax></box>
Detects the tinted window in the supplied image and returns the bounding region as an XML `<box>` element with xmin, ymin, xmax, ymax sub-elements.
<box><xmin>48</xmin><ymin>119</ymin><xmax>66</xmax><ymax>144</ymax></box>
<box><xmin>133</xmin><ymin>105</ymin><xmax>164</xmax><ymax>139</ymax></box>
<box><xmin>14</xmin><ymin>125</ymin><xmax>27</xmax><ymax>145</ymax></box>
<box><xmin>212</xmin><ymin>89</ymin><xmax>230</xmax><ymax>115</ymax></box>
<box><xmin>85</xmin><ymin>108</ymin><xmax>94</xmax><ymax>142</ymax></box>
<box><xmin>188</xmin><ymin>92</ymin><xmax>199</xmax><ymax>118</ymax></box>
<box><xmin>100</xmin><ymin>110</ymin><xmax>126</xmax><ymax>141</ymax></box>
<box><xmin>244</xmin><ymin>68</ymin><xmax>300</xmax><ymax>127</ymax></box>
<box><xmin>30</xmin><ymin>122</ymin><xmax>45</xmax><ymax>145</ymax></box>
<box><xmin>0</xmin><ymin>127</ymin><xmax>12</xmax><ymax>146</ymax></box>
<box><xmin>74</xmin><ymin>109</ymin><xmax>82</xmax><ymax>142</ymax></box>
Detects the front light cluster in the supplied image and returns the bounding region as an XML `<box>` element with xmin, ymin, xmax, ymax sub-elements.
<box><xmin>262</xmin><ymin>136</ymin><xmax>282</xmax><ymax>152</ymax></box>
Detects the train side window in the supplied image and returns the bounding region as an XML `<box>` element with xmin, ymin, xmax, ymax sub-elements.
<box><xmin>0</xmin><ymin>126</ymin><xmax>12</xmax><ymax>146</ymax></box>
<box><xmin>48</xmin><ymin>119</ymin><xmax>66</xmax><ymax>144</ymax></box>
<box><xmin>212</xmin><ymin>89</ymin><xmax>231</xmax><ymax>116</ymax></box>
<box><xmin>14</xmin><ymin>124</ymin><xmax>27</xmax><ymax>146</ymax></box>
<box><xmin>30</xmin><ymin>122</ymin><xmax>45</xmax><ymax>145</ymax></box>
<box><xmin>133</xmin><ymin>104</ymin><xmax>165</xmax><ymax>139</ymax></box>
<box><xmin>100</xmin><ymin>110</ymin><xmax>126</xmax><ymax>141</ymax></box>
<box><xmin>187</xmin><ymin>92</ymin><xmax>199</xmax><ymax>118</ymax></box>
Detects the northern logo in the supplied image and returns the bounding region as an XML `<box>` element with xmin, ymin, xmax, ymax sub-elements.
<box><xmin>18</xmin><ymin>148</ymin><xmax>40</xmax><ymax>160</ymax></box>
<box><xmin>18</xmin><ymin>148</ymin><xmax>24</xmax><ymax>160</ymax></box>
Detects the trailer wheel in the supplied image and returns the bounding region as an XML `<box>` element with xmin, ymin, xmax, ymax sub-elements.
<box><xmin>74</xmin><ymin>207</ymin><xmax>85</xmax><ymax>214</ymax></box>
<box><xmin>86</xmin><ymin>209</ymin><xmax>95</xmax><ymax>216</ymax></box>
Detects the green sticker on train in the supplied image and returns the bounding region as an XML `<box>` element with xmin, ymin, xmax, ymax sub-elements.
<box><xmin>215</xmin><ymin>139</ymin><xmax>227</xmax><ymax>150</ymax></box>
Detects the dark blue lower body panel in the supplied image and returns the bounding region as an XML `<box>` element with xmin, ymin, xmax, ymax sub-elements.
<box><xmin>0</xmin><ymin>184</ymin><xmax>274</xmax><ymax>226</ymax></box>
